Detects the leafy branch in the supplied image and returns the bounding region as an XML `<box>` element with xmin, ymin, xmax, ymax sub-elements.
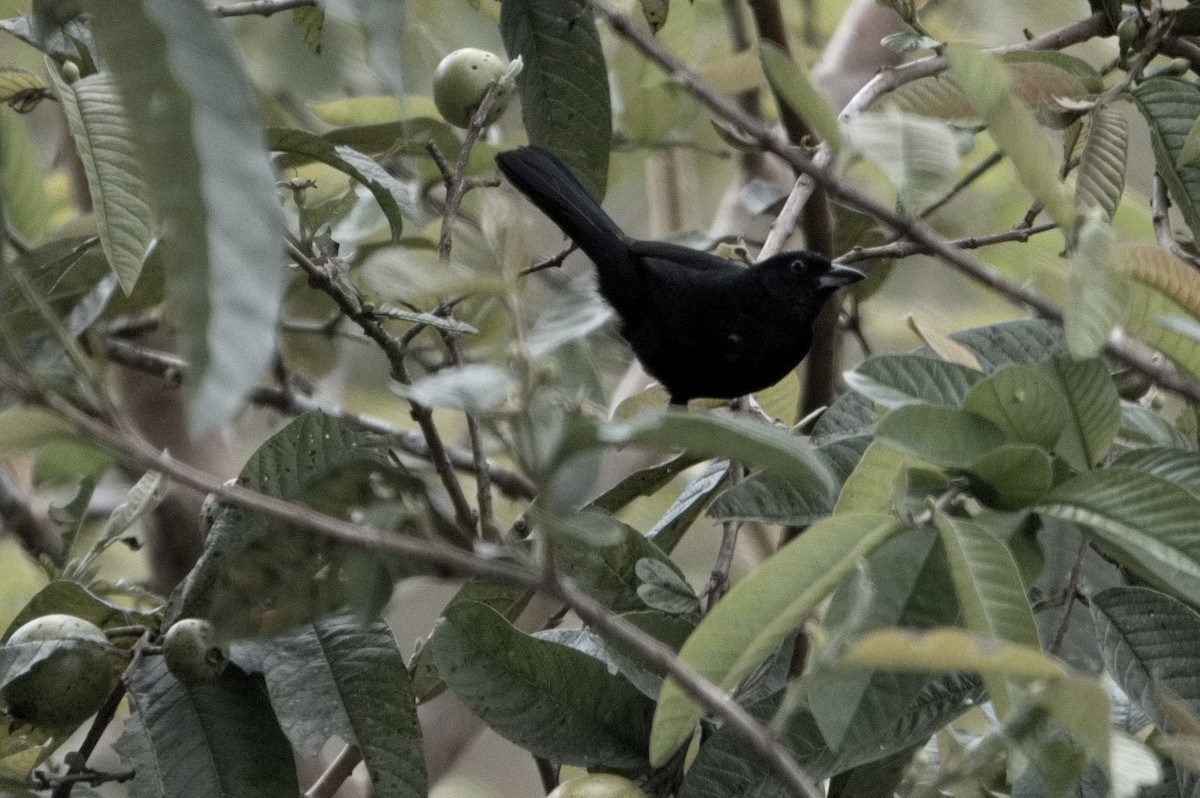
<box><xmin>0</xmin><ymin>364</ymin><xmax>825</xmax><ymax>798</ymax></box>
<box><xmin>584</xmin><ymin>0</ymin><xmax>1200</xmax><ymax>404</ymax></box>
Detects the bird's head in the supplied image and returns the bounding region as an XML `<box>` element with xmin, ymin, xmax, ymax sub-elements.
<box><xmin>752</xmin><ymin>251</ymin><xmax>864</xmax><ymax>313</ymax></box>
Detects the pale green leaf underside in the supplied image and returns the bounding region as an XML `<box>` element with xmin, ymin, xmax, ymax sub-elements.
<box><xmin>86</xmin><ymin>0</ymin><xmax>287</xmax><ymax>436</ymax></box>
<box><xmin>50</xmin><ymin>65</ymin><xmax>153</xmax><ymax>294</ymax></box>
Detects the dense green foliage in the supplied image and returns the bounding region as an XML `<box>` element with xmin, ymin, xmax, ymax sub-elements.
<box><xmin>2</xmin><ymin>1</ymin><xmax>1200</xmax><ymax>797</ymax></box>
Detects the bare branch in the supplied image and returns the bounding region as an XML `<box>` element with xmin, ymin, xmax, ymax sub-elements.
<box><xmin>839</xmin><ymin>222</ymin><xmax>1058</xmax><ymax>264</ymax></box>
<box><xmin>304</xmin><ymin>745</ymin><xmax>363</xmax><ymax>798</ymax></box>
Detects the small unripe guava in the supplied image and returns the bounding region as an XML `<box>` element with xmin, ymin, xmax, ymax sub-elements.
<box><xmin>162</xmin><ymin>618</ymin><xmax>228</xmax><ymax>684</ymax></box>
<box><xmin>2</xmin><ymin>614</ymin><xmax>119</xmax><ymax>729</ymax></box>
<box><xmin>432</xmin><ymin>48</ymin><xmax>511</xmax><ymax>128</ymax></box>
<box><xmin>547</xmin><ymin>774</ymin><xmax>648</xmax><ymax>798</ymax></box>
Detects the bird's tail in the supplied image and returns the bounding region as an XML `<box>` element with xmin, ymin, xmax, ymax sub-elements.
<box><xmin>495</xmin><ymin>146</ymin><xmax>627</xmax><ymax>264</ymax></box>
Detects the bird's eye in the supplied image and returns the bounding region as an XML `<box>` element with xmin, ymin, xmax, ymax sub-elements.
<box><xmin>789</xmin><ymin>259</ymin><xmax>808</xmax><ymax>275</ymax></box>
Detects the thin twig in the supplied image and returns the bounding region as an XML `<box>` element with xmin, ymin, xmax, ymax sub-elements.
<box><xmin>1048</xmin><ymin>536</ymin><xmax>1090</xmax><ymax>655</ymax></box>
<box><xmin>434</xmin><ymin>76</ymin><xmax>512</xmax><ymax>261</ymax></box>
<box><xmin>519</xmin><ymin>243</ymin><xmax>578</xmax><ymax>276</ymax></box>
<box><xmin>5</xmin><ymin>369</ymin><xmax>824</xmax><ymax>798</ymax></box>
<box><xmin>304</xmin><ymin>744</ymin><xmax>363</xmax><ymax>798</ymax></box>
<box><xmin>705</xmin><ymin>463</ymin><xmax>744</xmax><ymax>608</ymax></box>
<box><xmin>919</xmin><ymin>151</ymin><xmax>1004</xmax><ymax>220</ymax></box>
<box><xmin>1151</xmin><ymin>174</ymin><xmax>1200</xmax><ymax>270</ymax></box>
<box><xmin>584</xmin><ymin>0</ymin><xmax>1200</xmax><ymax>404</ymax></box>
<box><xmin>287</xmin><ymin>239</ymin><xmax>479</xmax><ymax>530</ymax></box>
<box><xmin>839</xmin><ymin>222</ymin><xmax>1058</xmax><ymax>264</ymax></box>
<box><xmin>99</xmin><ymin>333</ymin><xmax>536</xmax><ymax>500</ymax></box>
<box><xmin>444</xmin><ymin>334</ymin><xmax>500</xmax><ymax>539</ymax></box>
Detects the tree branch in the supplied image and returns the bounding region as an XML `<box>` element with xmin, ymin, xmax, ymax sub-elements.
<box><xmin>100</xmin><ymin>335</ymin><xmax>536</xmax><ymax>500</ymax></box>
<box><xmin>584</xmin><ymin>0</ymin><xmax>1200</xmax><ymax>404</ymax></box>
<box><xmin>5</xmin><ymin>367</ymin><xmax>823</xmax><ymax>798</ymax></box>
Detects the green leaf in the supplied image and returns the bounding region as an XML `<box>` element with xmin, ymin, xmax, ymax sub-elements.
<box><xmin>175</xmin><ymin>412</ymin><xmax>411</xmax><ymax>632</ymax></box>
<box><xmin>1064</xmin><ymin>212</ymin><xmax>1123</xmax><ymax>358</ymax></box>
<box><xmin>1037</xmin><ymin>467</ymin><xmax>1200</xmax><ymax>606</ymax></box>
<box><xmin>834</xmin><ymin>439</ymin><xmax>916</xmax><ymax>514</ymax></box>
<box><xmin>0</xmin><ymin>66</ymin><xmax>50</xmax><ymax>107</ymax></box>
<box><xmin>49</xmin><ymin>65</ymin><xmax>152</xmax><ymax>294</ymax></box>
<box><xmin>951</xmin><ymin>318</ymin><xmax>1064</xmax><ymax>370</ymax></box>
<box><xmin>1132</xmin><ymin>77</ymin><xmax>1200</xmax><ymax>245</ymax></box>
<box><xmin>0</xmin><ymin>104</ymin><xmax>53</xmax><ymax>242</ymax></box>
<box><xmin>554</xmin><ymin>518</ymin><xmax>685</xmax><ymax>613</ymax></box>
<box><xmin>86</xmin><ymin>0</ymin><xmax>287</xmax><ymax>436</ymax></box>
<box><xmin>708</xmin><ymin>469</ymin><xmax>834</xmax><ymax>525</ymax></box>
<box><xmin>760</xmin><ymin>41</ymin><xmax>842</xmax><ymax>152</ymax></box>
<box><xmin>934</xmin><ymin>511</ymin><xmax>1040</xmax><ymax>715</ymax></box>
<box><xmin>598</xmin><ymin>411</ymin><xmax>836</xmax><ymax>497</ymax></box>
<box><xmin>291</xmin><ymin>5</ymin><xmax>324</xmax><ymax>54</ymax></box>
<box><xmin>1074</xmin><ymin>107</ymin><xmax>1128</xmax><ymax>220</ymax></box>
<box><xmin>1036</xmin><ymin>355</ymin><xmax>1119</xmax><ymax>471</ymax></box>
<box><xmin>1091</xmin><ymin>586</ymin><xmax>1200</xmax><ymax>731</ymax></box>
<box><xmin>589</xmin><ymin>452</ymin><xmax>704</xmax><ymax>514</ymax></box>
<box><xmin>1113</xmin><ymin>447</ymin><xmax>1200</xmax><ymax>499</ymax></box>
<box><xmin>242</xmin><ymin>612</ymin><xmax>426</xmax><ymax>798</ymax></box>
<box><xmin>875</xmin><ymin>404</ymin><xmax>1006</xmax><ymax>469</ymax></box>
<box><xmin>845</xmin><ymin>354</ymin><xmax>982</xmax><ymax>409</ymax></box>
<box><xmin>400</xmin><ymin>363</ymin><xmax>516</xmax><ymax>414</ymax></box>
<box><xmin>843</xmin><ymin>108</ymin><xmax>959</xmax><ymax>211</ymax></box>
<box><xmin>964</xmin><ymin>443</ymin><xmax>1054</xmax><ymax>508</ymax></box>
<box><xmin>962</xmin><ymin>363</ymin><xmax>1069</xmax><ymax>450</ymax></box>
<box><xmin>1120</xmin><ymin>242</ymin><xmax>1200</xmax><ymax>381</ymax></box>
<box><xmin>649</xmin><ymin>513</ymin><xmax>901</xmax><ymax>763</ymax></box>
<box><xmin>409</xmin><ymin>580</ymin><xmax>534</xmax><ymax>703</ymax></box>
<box><xmin>946</xmin><ymin>47</ymin><xmax>1075</xmax><ymax>230</ymax></box>
<box><xmin>808</xmin><ymin>526</ymin><xmax>961</xmax><ymax>749</ymax></box>
<box><xmin>2</xmin><ymin>580</ymin><xmax>152</xmax><ymax>640</ymax></box>
<box><xmin>116</xmin><ymin>658</ymin><xmax>298</xmax><ymax>798</ymax></box>
<box><xmin>429</xmin><ymin>601</ymin><xmax>655</xmax><ymax>769</ymax></box>
<box><xmin>268</xmin><ymin>128</ymin><xmax>414</xmax><ymax>242</ymax></box>
<box><xmin>648</xmin><ymin>459</ymin><xmax>730</xmax><ymax>552</ymax></box>
<box><xmin>680</xmin><ymin>672</ymin><xmax>981</xmax><ymax>797</ymax></box>
<box><xmin>500</xmin><ymin>0</ymin><xmax>612</xmax><ymax>198</ymax></box>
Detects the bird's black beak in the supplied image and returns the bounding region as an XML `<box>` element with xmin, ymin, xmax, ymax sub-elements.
<box><xmin>819</xmin><ymin>264</ymin><xmax>865</xmax><ymax>290</ymax></box>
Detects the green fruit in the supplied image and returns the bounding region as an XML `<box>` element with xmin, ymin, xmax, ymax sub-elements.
<box><xmin>2</xmin><ymin>614</ymin><xmax>119</xmax><ymax>729</ymax></box>
<box><xmin>432</xmin><ymin>48</ymin><xmax>511</xmax><ymax>128</ymax></box>
<box><xmin>162</xmin><ymin>618</ymin><xmax>228</xmax><ymax>684</ymax></box>
<box><xmin>547</xmin><ymin>774</ymin><xmax>648</xmax><ymax>798</ymax></box>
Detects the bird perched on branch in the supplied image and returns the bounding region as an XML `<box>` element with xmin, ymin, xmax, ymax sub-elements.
<box><xmin>496</xmin><ymin>145</ymin><xmax>864</xmax><ymax>406</ymax></box>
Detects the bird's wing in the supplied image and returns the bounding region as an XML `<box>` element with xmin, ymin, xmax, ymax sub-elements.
<box><xmin>628</xmin><ymin>240</ymin><xmax>743</xmax><ymax>275</ymax></box>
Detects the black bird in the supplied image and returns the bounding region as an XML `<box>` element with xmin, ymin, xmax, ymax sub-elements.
<box><xmin>496</xmin><ymin>145</ymin><xmax>865</xmax><ymax>406</ymax></box>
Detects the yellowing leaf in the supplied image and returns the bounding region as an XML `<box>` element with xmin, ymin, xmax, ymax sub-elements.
<box><xmin>946</xmin><ymin>48</ymin><xmax>1075</xmax><ymax>231</ymax></box>
<box><xmin>842</xmin><ymin>627</ymin><xmax>1067</xmax><ymax>679</ymax></box>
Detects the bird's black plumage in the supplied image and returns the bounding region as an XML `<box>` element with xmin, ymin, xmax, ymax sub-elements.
<box><xmin>496</xmin><ymin>145</ymin><xmax>864</xmax><ymax>405</ymax></box>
